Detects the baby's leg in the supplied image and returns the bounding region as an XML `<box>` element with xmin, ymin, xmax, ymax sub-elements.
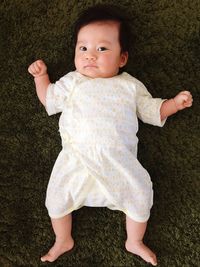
<box><xmin>125</xmin><ymin>216</ymin><xmax>157</xmax><ymax>266</ymax></box>
<box><xmin>41</xmin><ymin>214</ymin><xmax>74</xmax><ymax>262</ymax></box>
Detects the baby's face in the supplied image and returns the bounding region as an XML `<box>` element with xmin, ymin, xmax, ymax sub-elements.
<box><xmin>74</xmin><ymin>21</ymin><xmax>128</xmax><ymax>78</ymax></box>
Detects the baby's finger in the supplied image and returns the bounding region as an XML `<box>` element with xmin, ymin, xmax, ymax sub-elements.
<box><xmin>188</xmin><ymin>98</ymin><xmax>193</xmax><ymax>104</ymax></box>
<box><xmin>181</xmin><ymin>90</ymin><xmax>191</xmax><ymax>96</ymax></box>
<box><xmin>184</xmin><ymin>97</ymin><xmax>193</xmax><ymax>106</ymax></box>
<box><xmin>28</xmin><ymin>64</ymin><xmax>36</xmax><ymax>75</ymax></box>
<box><xmin>180</xmin><ymin>94</ymin><xmax>190</xmax><ymax>103</ymax></box>
<box><xmin>33</xmin><ymin>61</ymin><xmax>41</xmax><ymax>73</ymax></box>
<box><xmin>184</xmin><ymin>102</ymin><xmax>193</xmax><ymax>108</ymax></box>
<box><xmin>185</xmin><ymin>94</ymin><xmax>193</xmax><ymax>103</ymax></box>
<box><xmin>37</xmin><ymin>59</ymin><xmax>45</xmax><ymax>67</ymax></box>
<box><xmin>181</xmin><ymin>91</ymin><xmax>193</xmax><ymax>100</ymax></box>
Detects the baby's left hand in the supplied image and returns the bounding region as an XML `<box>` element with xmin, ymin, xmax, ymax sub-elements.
<box><xmin>173</xmin><ymin>91</ymin><xmax>193</xmax><ymax>111</ymax></box>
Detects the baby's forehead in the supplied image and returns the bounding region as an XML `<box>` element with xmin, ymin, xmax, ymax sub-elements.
<box><xmin>78</xmin><ymin>20</ymin><xmax>120</xmax><ymax>33</ymax></box>
<box><xmin>76</xmin><ymin>23</ymin><xmax>120</xmax><ymax>46</ymax></box>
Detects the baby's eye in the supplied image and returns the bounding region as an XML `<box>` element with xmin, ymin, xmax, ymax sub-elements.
<box><xmin>80</xmin><ymin>46</ymin><xmax>87</xmax><ymax>51</ymax></box>
<box><xmin>97</xmin><ymin>47</ymin><xmax>108</xmax><ymax>52</ymax></box>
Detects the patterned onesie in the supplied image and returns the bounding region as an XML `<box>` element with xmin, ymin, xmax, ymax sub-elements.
<box><xmin>45</xmin><ymin>71</ymin><xmax>166</xmax><ymax>222</ymax></box>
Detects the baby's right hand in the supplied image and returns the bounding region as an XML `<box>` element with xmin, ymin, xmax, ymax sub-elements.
<box><xmin>28</xmin><ymin>59</ymin><xmax>47</xmax><ymax>78</ymax></box>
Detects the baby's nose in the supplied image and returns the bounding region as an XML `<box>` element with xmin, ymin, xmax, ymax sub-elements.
<box><xmin>85</xmin><ymin>52</ymin><xmax>96</xmax><ymax>60</ymax></box>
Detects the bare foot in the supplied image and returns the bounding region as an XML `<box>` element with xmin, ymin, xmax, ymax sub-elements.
<box><xmin>41</xmin><ymin>239</ymin><xmax>74</xmax><ymax>262</ymax></box>
<box><xmin>125</xmin><ymin>240</ymin><xmax>157</xmax><ymax>266</ymax></box>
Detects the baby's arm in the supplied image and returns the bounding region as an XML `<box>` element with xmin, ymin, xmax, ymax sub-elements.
<box><xmin>160</xmin><ymin>91</ymin><xmax>193</xmax><ymax>121</ymax></box>
<box><xmin>28</xmin><ymin>60</ymin><xmax>50</xmax><ymax>106</ymax></box>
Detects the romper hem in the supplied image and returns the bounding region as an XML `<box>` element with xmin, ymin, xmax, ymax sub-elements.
<box><xmin>48</xmin><ymin>206</ymin><xmax>150</xmax><ymax>223</ymax></box>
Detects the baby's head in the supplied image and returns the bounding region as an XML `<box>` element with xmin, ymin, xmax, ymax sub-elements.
<box><xmin>74</xmin><ymin>5</ymin><xmax>130</xmax><ymax>78</ymax></box>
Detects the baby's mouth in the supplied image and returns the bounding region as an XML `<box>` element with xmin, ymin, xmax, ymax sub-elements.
<box><xmin>84</xmin><ymin>64</ymin><xmax>98</xmax><ymax>68</ymax></box>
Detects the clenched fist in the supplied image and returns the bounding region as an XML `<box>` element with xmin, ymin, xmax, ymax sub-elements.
<box><xmin>28</xmin><ymin>60</ymin><xmax>47</xmax><ymax>78</ymax></box>
<box><xmin>173</xmin><ymin>91</ymin><xmax>193</xmax><ymax>111</ymax></box>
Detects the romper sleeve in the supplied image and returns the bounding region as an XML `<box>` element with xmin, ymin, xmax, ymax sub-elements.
<box><xmin>135</xmin><ymin>79</ymin><xmax>167</xmax><ymax>127</ymax></box>
<box><xmin>45</xmin><ymin>72</ymin><xmax>76</xmax><ymax>116</ymax></box>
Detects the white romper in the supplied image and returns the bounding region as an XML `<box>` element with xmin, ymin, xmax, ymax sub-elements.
<box><xmin>45</xmin><ymin>71</ymin><xmax>166</xmax><ymax>222</ymax></box>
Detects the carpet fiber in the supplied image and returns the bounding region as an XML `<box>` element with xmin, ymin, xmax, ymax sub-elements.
<box><xmin>0</xmin><ymin>0</ymin><xmax>199</xmax><ymax>266</ymax></box>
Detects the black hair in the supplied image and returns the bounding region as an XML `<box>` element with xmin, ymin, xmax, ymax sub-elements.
<box><xmin>74</xmin><ymin>4</ymin><xmax>131</xmax><ymax>53</ymax></box>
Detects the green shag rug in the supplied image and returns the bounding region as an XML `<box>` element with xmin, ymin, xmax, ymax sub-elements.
<box><xmin>0</xmin><ymin>0</ymin><xmax>199</xmax><ymax>266</ymax></box>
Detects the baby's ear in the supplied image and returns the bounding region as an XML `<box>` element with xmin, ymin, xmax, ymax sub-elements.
<box><xmin>120</xmin><ymin>52</ymin><xmax>128</xmax><ymax>68</ymax></box>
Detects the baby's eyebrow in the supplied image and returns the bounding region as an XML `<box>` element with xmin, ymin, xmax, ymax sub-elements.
<box><xmin>98</xmin><ymin>40</ymin><xmax>112</xmax><ymax>45</ymax></box>
<box><xmin>76</xmin><ymin>40</ymin><xmax>112</xmax><ymax>45</ymax></box>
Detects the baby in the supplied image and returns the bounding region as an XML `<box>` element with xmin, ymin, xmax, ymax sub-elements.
<box><xmin>28</xmin><ymin>5</ymin><xmax>193</xmax><ymax>266</ymax></box>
